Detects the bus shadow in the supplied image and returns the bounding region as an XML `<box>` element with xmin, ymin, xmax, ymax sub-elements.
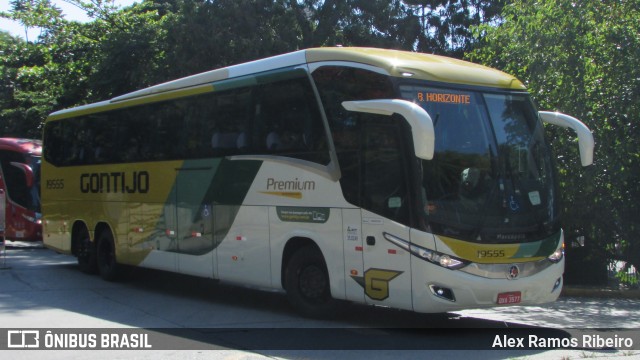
<box><xmin>1</xmin><ymin>246</ymin><xmax>615</xmax><ymax>358</ymax></box>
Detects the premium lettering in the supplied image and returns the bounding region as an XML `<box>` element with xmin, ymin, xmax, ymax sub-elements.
<box><xmin>266</xmin><ymin>177</ymin><xmax>316</xmax><ymax>191</ymax></box>
<box><xmin>80</xmin><ymin>171</ymin><xmax>149</xmax><ymax>194</ymax></box>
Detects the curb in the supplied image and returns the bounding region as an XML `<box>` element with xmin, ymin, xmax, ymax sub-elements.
<box><xmin>561</xmin><ymin>286</ymin><xmax>640</xmax><ymax>299</ymax></box>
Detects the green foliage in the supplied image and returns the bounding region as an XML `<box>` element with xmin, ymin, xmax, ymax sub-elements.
<box><xmin>0</xmin><ymin>32</ymin><xmax>56</xmax><ymax>137</ymax></box>
<box><xmin>403</xmin><ymin>0</ymin><xmax>506</xmax><ymax>57</ymax></box>
<box><xmin>615</xmin><ymin>269</ymin><xmax>639</xmax><ymax>288</ymax></box>
<box><xmin>1</xmin><ymin>0</ymin><xmax>504</xmax><ymax>135</ymax></box>
<box><xmin>468</xmin><ymin>0</ymin><xmax>640</xmax><ymax>284</ymax></box>
<box><xmin>2</xmin><ymin>0</ymin><xmax>64</xmax><ymax>42</ymax></box>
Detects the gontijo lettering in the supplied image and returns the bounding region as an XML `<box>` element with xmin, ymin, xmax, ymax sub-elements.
<box><xmin>80</xmin><ymin>171</ymin><xmax>149</xmax><ymax>194</ymax></box>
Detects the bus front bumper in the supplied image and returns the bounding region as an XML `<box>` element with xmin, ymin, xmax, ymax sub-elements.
<box><xmin>411</xmin><ymin>257</ymin><xmax>564</xmax><ymax>313</ymax></box>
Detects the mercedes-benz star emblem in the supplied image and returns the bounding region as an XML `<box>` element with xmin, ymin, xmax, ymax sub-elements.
<box><xmin>508</xmin><ymin>265</ymin><xmax>520</xmax><ymax>280</ymax></box>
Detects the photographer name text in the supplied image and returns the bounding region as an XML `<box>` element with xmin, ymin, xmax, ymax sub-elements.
<box><xmin>493</xmin><ymin>334</ymin><xmax>633</xmax><ymax>349</ymax></box>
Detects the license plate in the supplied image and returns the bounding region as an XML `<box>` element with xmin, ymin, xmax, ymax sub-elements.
<box><xmin>497</xmin><ymin>291</ymin><xmax>521</xmax><ymax>305</ymax></box>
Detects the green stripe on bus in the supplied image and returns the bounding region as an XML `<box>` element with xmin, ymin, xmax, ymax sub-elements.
<box><xmin>212</xmin><ymin>76</ymin><xmax>258</xmax><ymax>92</ymax></box>
<box><xmin>211</xmin><ymin>67</ymin><xmax>307</xmax><ymax>92</ymax></box>
<box><xmin>155</xmin><ymin>158</ymin><xmax>262</xmax><ymax>256</ymax></box>
<box><xmin>512</xmin><ymin>231</ymin><xmax>562</xmax><ymax>258</ymax></box>
<box><xmin>256</xmin><ymin>67</ymin><xmax>308</xmax><ymax>84</ymax></box>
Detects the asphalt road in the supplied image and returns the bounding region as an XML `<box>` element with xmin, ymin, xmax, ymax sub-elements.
<box><xmin>1</xmin><ymin>241</ymin><xmax>639</xmax><ymax>360</ymax></box>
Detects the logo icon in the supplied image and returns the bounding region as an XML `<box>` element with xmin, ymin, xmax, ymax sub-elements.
<box><xmin>351</xmin><ymin>268</ymin><xmax>403</xmax><ymax>300</ymax></box>
<box><xmin>507</xmin><ymin>265</ymin><xmax>520</xmax><ymax>280</ymax></box>
<box><xmin>7</xmin><ymin>330</ymin><xmax>40</xmax><ymax>348</ymax></box>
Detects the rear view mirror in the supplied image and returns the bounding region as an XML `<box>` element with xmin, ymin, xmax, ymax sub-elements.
<box><xmin>539</xmin><ymin>111</ymin><xmax>594</xmax><ymax>166</ymax></box>
<box><xmin>10</xmin><ymin>162</ymin><xmax>35</xmax><ymax>188</ymax></box>
<box><xmin>342</xmin><ymin>99</ymin><xmax>435</xmax><ymax>160</ymax></box>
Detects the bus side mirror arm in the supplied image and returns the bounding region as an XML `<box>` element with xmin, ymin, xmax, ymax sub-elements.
<box><xmin>539</xmin><ymin>111</ymin><xmax>594</xmax><ymax>166</ymax></box>
<box><xmin>342</xmin><ymin>99</ymin><xmax>435</xmax><ymax>160</ymax></box>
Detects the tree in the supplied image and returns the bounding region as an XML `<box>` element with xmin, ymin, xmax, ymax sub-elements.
<box><xmin>1</xmin><ymin>0</ymin><xmax>64</xmax><ymax>42</ymax></box>
<box><xmin>287</xmin><ymin>0</ymin><xmax>419</xmax><ymax>49</ymax></box>
<box><xmin>468</xmin><ymin>0</ymin><xmax>640</xmax><ymax>286</ymax></box>
<box><xmin>0</xmin><ymin>30</ymin><xmax>61</xmax><ymax>138</ymax></box>
<box><xmin>403</xmin><ymin>0</ymin><xmax>506</xmax><ymax>56</ymax></box>
<box><xmin>160</xmin><ymin>0</ymin><xmax>302</xmax><ymax>78</ymax></box>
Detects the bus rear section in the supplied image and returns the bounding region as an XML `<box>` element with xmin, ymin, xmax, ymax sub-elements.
<box><xmin>0</xmin><ymin>138</ymin><xmax>42</xmax><ymax>242</ymax></box>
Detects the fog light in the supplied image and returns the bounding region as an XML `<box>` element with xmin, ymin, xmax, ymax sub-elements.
<box><xmin>429</xmin><ymin>285</ymin><xmax>456</xmax><ymax>302</ymax></box>
<box><xmin>552</xmin><ymin>277</ymin><xmax>562</xmax><ymax>292</ymax></box>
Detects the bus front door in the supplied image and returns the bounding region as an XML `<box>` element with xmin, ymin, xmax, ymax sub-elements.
<box><xmin>361</xmin><ymin>213</ymin><xmax>412</xmax><ymax>310</ymax></box>
<box><xmin>359</xmin><ymin>119</ymin><xmax>413</xmax><ymax>311</ymax></box>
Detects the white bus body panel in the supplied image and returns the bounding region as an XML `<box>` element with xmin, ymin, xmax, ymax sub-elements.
<box><xmin>342</xmin><ymin>208</ymin><xmax>365</xmax><ymax>303</ymax></box>
<box><xmin>216</xmin><ymin>206</ymin><xmax>271</xmax><ymax>287</ymax></box>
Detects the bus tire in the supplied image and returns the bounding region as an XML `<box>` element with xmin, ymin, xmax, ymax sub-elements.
<box><xmin>285</xmin><ymin>246</ymin><xmax>336</xmax><ymax>318</ymax></box>
<box><xmin>96</xmin><ymin>229</ymin><xmax>120</xmax><ymax>281</ymax></box>
<box><xmin>75</xmin><ymin>227</ymin><xmax>97</xmax><ymax>274</ymax></box>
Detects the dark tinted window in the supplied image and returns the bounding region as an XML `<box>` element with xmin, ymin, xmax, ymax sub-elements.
<box><xmin>44</xmin><ymin>73</ymin><xmax>329</xmax><ymax>166</ymax></box>
<box><xmin>400</xmin><ymin>83</ymin><xmax>559</xmax><ymax>243</ymax></box>
<box><xmin>256</xmin><ymin>78</ymin><xmax>329</xmax><ymax>164</ymax></box>
<box><xmin>0</xmin><ymin>150</ymin><xmax>39</xmax><ymax>211</ymax></box>
<box><xmin>312</xmin><ymin>66</ymin><xmax>412</xmax><ymax>225</ymax></box>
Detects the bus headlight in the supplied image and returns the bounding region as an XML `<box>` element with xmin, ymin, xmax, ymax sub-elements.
<box><xmin>409</xmin><ymin>243</ymin><xmax>468</xmax><ymax>270</ymax></box>
<box><xmin>22</xmin><ymin>213</ymin><xmax>42</xmax><ymax>224</ymax></box>
<box><xmin>439</xmin><ymin>255</ymin><xmax>456</xmax><ymax>268</ymax></box>
<box><xmin>383</xmin><ymin>232</ymin><xmax>469</xmax><ymax>270</ymax></box>
<box><xmin>547</xmin><ymin>247</ymin><xmax>564</xmax><ymax>263</ymax></box>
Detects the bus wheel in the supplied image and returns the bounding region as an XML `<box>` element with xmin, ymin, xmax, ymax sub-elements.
<box><xmin>285</xmin><ymin>246</ymin><xmax>336</xmax><ymax>318</ymax></box>
<box><xmin>96</xmin><ymin>230</ymin><xmax>120</xmax><ymax>281</ymax></box>
<box><xmin>75</xmin><ymin>227</ymin><xmax>97</xmax><ymax>274</ymax></box>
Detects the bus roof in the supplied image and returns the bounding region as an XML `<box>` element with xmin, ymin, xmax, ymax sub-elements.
<box><xmin>0</xmin><ymin>138</ymin><xmax>42</xmax><ymax>155</ymax></box>
<box><xmin>305</xmin><ymin>47</ymin><xmax>525</xmax><ymax>90</ymax></box>
<box><xmin>49</xmin><ymin>47</ymin><xmax>525</xmax><ymax>120</ymax></box>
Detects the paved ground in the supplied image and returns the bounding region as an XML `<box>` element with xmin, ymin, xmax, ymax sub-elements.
<box><xmin>1</xmin><ymin>240</ymin><xmax>639</xmax><ymax>360</ymax></box>
<box><xmin>456</xmin><ymin>296</ymin><xmax>640</xmax><ymax>328</ymax></box>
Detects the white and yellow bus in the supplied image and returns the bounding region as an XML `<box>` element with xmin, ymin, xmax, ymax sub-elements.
<box><xmin>42</xmin><ymin>47</ymin><xmax>594</xmax><ymax>316</ymax></box>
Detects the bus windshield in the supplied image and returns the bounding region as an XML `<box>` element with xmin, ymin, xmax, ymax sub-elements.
<box><xmin>28</xmin><ymin>154</ymin><xmax>41</xmax><ymax>212</ymax></box>
<box><xmin>0</xmin><ymin>153</ymin><xmax>41</xmax><ymax>213</ymax></box>
<box><xmin>399</xmin><ymin>84</ymin><xmax>558</xmax><ymax>244</ymax></box>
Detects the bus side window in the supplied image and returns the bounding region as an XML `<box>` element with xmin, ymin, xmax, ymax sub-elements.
<box><xmin>211</xmin><ymin>106</ymin><xmax>240</xmax><ymax>151</ymax></box>
<box><xmin>210</xmin><ymin>89</ymin><xmax>254</xmax><ymax>157</ymax></box>
<box><xmin>57</xmin><ymin>118</ymin><xmax>90</xmax><ymax>166</ymax></box>
<box><xmin>257</xmin><ymin>77</ymin><xmax>330</xmax><ymax>165</ymax></box>
<box><xmin>43</xmin><ymin>121</ymin><xmax>64</xmax><ymax>166</ymax></box>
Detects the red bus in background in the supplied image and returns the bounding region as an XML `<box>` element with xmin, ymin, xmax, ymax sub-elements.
<box><xmin>0</xmin><ymin>138</ymin><xmax>42</xmax><ymax>242</ymax></box>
